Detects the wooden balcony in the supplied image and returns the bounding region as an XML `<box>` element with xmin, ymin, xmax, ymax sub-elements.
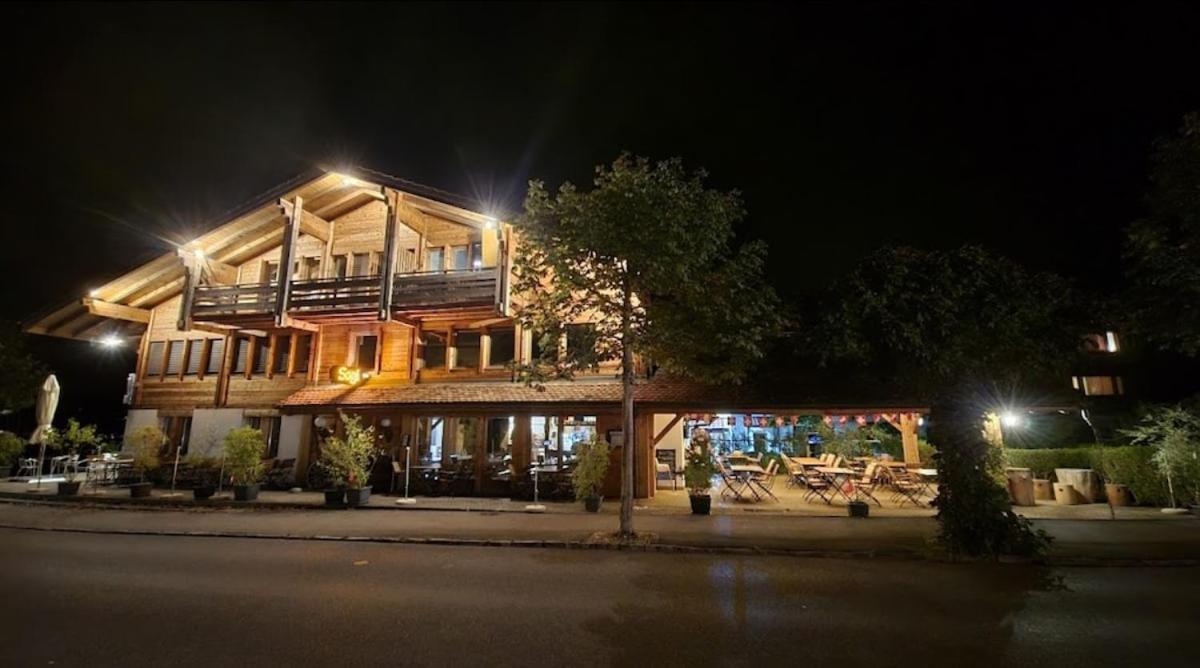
<box><xmin>191</xmin><ymin>267</ymin><xmax>502</xmax><ymax>325</ymax></box>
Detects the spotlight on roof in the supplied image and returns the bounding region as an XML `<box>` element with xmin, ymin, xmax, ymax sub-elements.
<box><xmin>193</xmin><ymin>249</ymin><xmax>205</xmax><ymax>261</ymax></box>
<box><xmin>483</xmin><ymin>216</ymin><xmax>498</xmax><ymax>229</ymax></box>
<box><xmin>99</xmin><ymin>334</ymin><xmax>123</xmax><ymax>349</ymax></box>
<box><xmin>88</xmin><ymin>289</ymin><xmax>100</xmax><ymax>298</ymax></box>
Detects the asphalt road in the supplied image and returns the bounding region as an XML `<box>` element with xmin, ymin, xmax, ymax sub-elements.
<box><xmin>2</xmin><ymin>529</ymin><xmax>1197</xmax><ymax>667</ymax></box>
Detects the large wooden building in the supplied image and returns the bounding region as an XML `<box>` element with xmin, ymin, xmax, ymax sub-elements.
<box><xmin>26</xmin><ymin>167</ymin><xmax>927</xmax><ymax>498</ymax></box>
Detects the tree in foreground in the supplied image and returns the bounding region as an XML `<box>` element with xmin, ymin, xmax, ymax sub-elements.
<box><xmin>1125</xmin><ymin>111</ymin><xmax>1200</xmax><ymax>356</ymax></box>
<box><xmin>513</xmin><ymin>155</ymin><xmax>782</xmax><ymax>537</ymax></box>
<box><xmin>807</xmin><ymin>246</ymin><xmax>1087</xmax><ymax>557</ymax></box>
<box><xmin>0</xmin><ymin>322</ymin><xmax>46</xmax><ymax>415</ymax></box>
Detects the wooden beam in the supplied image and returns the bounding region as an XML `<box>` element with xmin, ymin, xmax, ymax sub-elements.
<box><xmin>652</xmin><ymin>413</ymin><xmax>684</xmax><ymax>447</ymax></box>
<box><xmin>279</xmin><ymin>314</ymin><xmax>320</xmax><ymax>333</ymax></box>
<box><xmin>379</xmin><ymin>191</ymin><xmax>400</xmax><ymax>320</ymax></box>
<box><xmin>177</xmin><ymin>254</ymin><xmax>201</xmax><ymax>331</ymax></box>
<box><xmin>464</xmin><ymin>316</ymin><xmax>511</xmax><ymax>330</ymax></box>
<box><xmin>279</xmin><ymin>199</ymin><xmax>331</xmax><ymax>242</ymax></box>
<box><xmin>81</xmin><ymin>298</ymin><xmax>151</xmax><ymax>323</ymax></box>
<box><xmin>274</xmin><ymin>197</ymin><xmax>302</xmax><ymax>326</ymax></box>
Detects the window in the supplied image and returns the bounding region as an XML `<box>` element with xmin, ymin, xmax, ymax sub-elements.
<box><xmin>1083</xmin><ymin>331</ymin><xmax>1121</xmax><ymax>354</ymax></box>
<box><xmin>423</xmin><ymin>331</ymin><xmax>447</xmax><ymax>369</ymax></box>
<box><xmin>185</xmin><ymin>340</ymin><xmax>204</xmax><ymax>376</ymax></box>
<box><xmin>298</xmin><ymin>256</ymin><xmax>321</xmax><ymax>280</ymax></box>
<box><xmin>352</xmin><ymin>252</ymin><xmax>371</xmax><ymax>277</ymax></box>
<box><xmin>262</xmin><ymin>261</ymin><xmax>280</xmax><ymax>284</ymax></box>
<box><xmin>273</xmin><ymin>335</ymin><xmax>291</xmax><ymax>375</ymax></box>
<box><xmin>232</xmin><ymin>337</ymin><xmax>250</xmax><ymax>374</ymax></box>
<box><xmin>566</xmin><ymin>324</ymin><xmax>597</xmax><ymax>357</ymax></box>
<box><xmin>146</xmin><ymin>341</ymin><xmax>165</xmax><ymax>376</ymax></box>
<box><xmin>252</xmin><ymin>337</ymin><xmax>269</xmax><ymax>375</ymax></box>
<box><xmin>206</xmin><ymin>338</ymin><xmax>225</xmax><ymax>375</ymax></box>
<box><xmin>333</xmin><ymin>255</ymin><xmax>349</xmax><ymax>279</ymax></box>
<box><xmin>1074</xmin><ymin>376</ymin><xmax>1124</xmax><ymax>397</ymax></box>
<box><xmin>354</xmin><ymin>334</ymin><xmax>379</xmax><ymax>370</ymax></box>
<box><xmin>454</xmin><ymin>331</ymin><xmax>481</xmax><ymax>369</ymax></box>
<box><xmin>429</xmin><ymin>248</ymin><xmax>446</xmax><ymax>271</ymax></box>
<box><xmin>246</xmin><ymin>416</ymin><xmax>282</xmax><ymax>459</ymax></box>
<box><xmin>165</xmin><ymin>341</ymin><xmax>185</xmax><ymax>375</ymax></box>
<box><xmin>530</xmin><ymin>330</ymin><xmax>558</xmax><ymax>363</ymax></box>
<box><xmin>294</xmin><ymin>334</ymin><xmax>312</xmax><ymax>373</ymax></box>
<box><xmin>451</xmin><ymin>245</ymin><xmax>469</xmax><ymax>271</ymax></box>
<box><xmin>488</xmin><ymin>328</ymin><xmax>515</xmax><ymax>367</ymax></box>
<box><xmin>160</xmin><ymin>416</ymin><xmax>192</xmax><ymax>456</ymax></box>
<box><xmin>470</xmin><ymin>241</ymin><xmax>483</xmax><ymax>270</ymax></box>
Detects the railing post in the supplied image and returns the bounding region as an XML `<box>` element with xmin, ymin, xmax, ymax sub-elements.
<box><xmin>275</xmin><ymin>196</ymin><xmax>303</xmax><ymax>327</ymax></box>
<box><xmin>177</xmin><ymin>252</ymin><xmax>201</xmax><ymax>331</ymax></box>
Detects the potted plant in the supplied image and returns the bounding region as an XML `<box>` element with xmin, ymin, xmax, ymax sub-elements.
<box><xmin>571</xmin><ymin>439</ymin><xmax>610</xmax><ymax>512</ymax></box>
<box><xmin>318</xmin><ymin>413</ymin><xmax>380</xmax><ymax>507</ymax></box>
<box><xmin>223</xmin><ymin>426</ymin><xmax>266</xmax><ymax>501</ymax></box>
<box><xmin>684</xmin><ymin>428</ymin><xmax>718</xmax><ymax>515</ymax></box>
<box><xmin>47</xmin><ymin>419</ymin><xmax>102</xmax><ymax>496</ymax></box>
<box><xmin>185</xmin><ymin>452</ymin><xmax>220</xmax><ymax>500</ymax></box>
<box><xmin>126</xmin><ymin>426</ymin><xmax>163</xmax><ymax>498</ymax></box>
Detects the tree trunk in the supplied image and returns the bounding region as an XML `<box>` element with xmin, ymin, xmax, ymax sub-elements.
<box><xmin>619</xmin><ymin>278</ymin><xmax>635</xmax><ymax>538</ymax></box>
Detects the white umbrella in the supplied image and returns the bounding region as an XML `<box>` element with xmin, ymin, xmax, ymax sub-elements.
<box><xmin>29</xmin><ymin>374</ymin><xmax>60</xmax><ymax>489</ymax></box>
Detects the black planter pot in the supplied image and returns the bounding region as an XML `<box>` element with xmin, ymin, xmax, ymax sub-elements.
<box><xmin>129</xmin><ymin>482</ymin><xmax>153</xmax><ymax>498</ymax></box>
<box><xmin>192</xmin><ymin>485</ymin><xmax>216</xmax><ymax>500</ymax></box>
<box><xmin>324</xmin><ymin>489</ymin><xmax>346</xmax><ymax>507</ymax></box>
<box><xmin>689</xmin><ymin>494</ymin><xmax>712</xmax><ymax>515</ymax></box>
<box><xmin>584</xmin><ymin>495</ymin><xmax>602</xmax><ymax>513</ymax></box>
<box><xmin>848</xmin><ymin>500</ymin><xmax>870</xmax><ymax>518</ymax></box>
<box><xmin>233</xmin><ymin>484</ymin><xmax>260</xmax><ymax>501</ymax></box>
<box><xmin>56</xmin><ymin>481</ymin><xmax>82</xmax><ymax>496</ymax></box>
<box><xmin>345</xmin><ymin>486</ymin><xmax>372</xmax><ymax>507</ymax></box>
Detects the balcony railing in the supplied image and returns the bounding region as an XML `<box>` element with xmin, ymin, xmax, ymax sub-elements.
<box><xmin>192</xmin><ymin>267</ymin><xmax>501</xmax><ymax>320</ymax></box>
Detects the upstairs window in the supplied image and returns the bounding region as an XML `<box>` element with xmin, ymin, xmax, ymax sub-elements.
<box><xmin>454</xmin><ymin>331</ymin><xmax>481</xmax><ymax>369</ymax></box>
<box><xmin>1073</xmin><ymin>376</ymin><xmax>1124</xmax><ymax>396</ymax></box>
<box><xmin>423</xmin><ymin>331</ymin><xmax>447</xmax><ymax>369</ymax></box>
<box><xmin>488</xmin><ymin>328</ymin><xmax>515</xmax><ymax>367</ymax></box>
<box><xmin>252</xmin><ymin>337</ymin><xmax>269</xmax><ymax>375</ymax></box>
<box><xmin>427</xmin><ymin>248</ymin><xmax>444</xmax><ymax>272</ymax></box>
<box><xmin>273</xmin><ymin>335</ymin><xmax>292</xmax><ymax>375</ymax></box>
<box><xmin>351</xmin><ymin>253</ymin><xmax>371</xmax><ymax>277</ymax></box>
<box><xmin>232</xmin><ymin>337</ymin><xmax>250</xmax><ymax>374</ymax></box>
<box><xmin>185</xmin><ymin>340</ymin><xmax>205</xmax><ymax>376</ymax></box>
<box><xmin>165</xmin><ymin>341</ymin><xmax>185</xmax><ymax>375</ymax></box>
<box><xmin>354</xmin><ymin>334</ymin><xmax>379</xmax><ymax>370</ymax></box>
<box><xmin>1083</xmin><ymin>331</ymin><xmax>1121</xmax><ymax>353</ymax></box>
<box><xmin>451</xmin><ymin>245</ymin><xmax>469</xmax><ymax>271</ymax></box>
<box><xmin>146</xmin><ymin>341</ymin><xmax>165</xmax><ymax>377</ymax></box>
<box><xmin>470</xmin><ymin>241</ymin><xmax>483</xmax><ymax>270</ymax></box>
<box><xmin>333</xmin><ymin>255</ymin><xmax>349</xmax><ymax>279</ymax></box>
<box><xmin>530</xmin><ymin>329</ymin><xmax>559</xmax><ymax>364</ymax></box>
<box><xmin>262</xmin><ymin>261</ymin><xmax>280</xmax><ymax>284</ymax></box>
<box><xmin>206</xmin><ymin>338</ymin><xmax>225</xmax><ymax>375</ymax></box>
<box><xmin>294</xmin><ymin>334</ymin><xmax>312</xmax><ymax>373</ymax></box>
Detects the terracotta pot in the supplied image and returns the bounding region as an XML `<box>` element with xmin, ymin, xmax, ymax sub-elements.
<box><xmin>1105</xmin><ymin>483</ymin><xmax>1134</xmax><ymax>507</ymax></box>
<box><xmin>1033</xmin><ymin>479</ymin><xmax>1054</xmax><ymax>501</ymax></box>
<box><xmin>1053</xmin><ymin>483</ymin><xmax>1078</xmax><ymax>506</ymax></box>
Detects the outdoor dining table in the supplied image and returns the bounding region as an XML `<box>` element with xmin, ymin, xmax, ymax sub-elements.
<box><xmin>915</xmin><ymin>468</ymin><xmax>938</xmax><ymax>498</ymax></box>
<box><xmin>815</xmin><ymin>466</ymin><xmax>858</xmax><ymax>503</ymax></box>
<box><xmin>790</xmin><ymin>457</ymin><xmax>823</xmax><ymax>467</ymax></box>
<box><xmin>729</xmin><ymin>463</ymin><xmax>769</xmax><ymax>501</ymax></box>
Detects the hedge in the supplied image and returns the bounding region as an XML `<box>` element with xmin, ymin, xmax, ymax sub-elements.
<box><xmin>1003</xmin><ymin>446</ymin><xmax>1170</xmax><ymax>506</ymax></box>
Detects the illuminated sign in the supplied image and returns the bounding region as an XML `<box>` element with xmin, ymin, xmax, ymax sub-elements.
<box><xmin>332</xmin><ymin>366</ymin><xmax>371</xmax><ymax>386</ymax></box>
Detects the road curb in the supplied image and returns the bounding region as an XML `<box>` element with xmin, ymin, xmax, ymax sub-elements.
<box><xmin>2</xmin><ymin>521</ymin><xmax>1196</xmax><ymax>567</ymax></box>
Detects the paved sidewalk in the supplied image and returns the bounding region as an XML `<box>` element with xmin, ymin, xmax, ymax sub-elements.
<box><xmin>2</xmin><ymin>498</ymin><xmax>1197</xmax><ymax>563</ymax></box>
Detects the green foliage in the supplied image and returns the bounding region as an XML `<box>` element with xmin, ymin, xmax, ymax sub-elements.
<box><xmin>512</xmin><ymin>154</ymin><xmax>784</xmax><ymax>385</ymax></box>
<box><xmin>47</xmin><ymin>418</ymin><xmax>103</xmax><ymax>453</ymax></box>
<box><xmin>0</xmin><ymin>322</ymin><xmax>46</xmax><ymax>413</ymax></box>
<box><xmin>933</xmin><ymin>406</ymin><xmax>1051</xmax><ymax>559</ymax></box>
<box><xmin>684</xmin><ymin>428</ymin><xmax>718</xmax><ymax>495</ymax></box>
<box><xmin>1004</xmin><ymin>445</ymin><xmax>1170</xmax><ymax>507</ymax></box>
<box><xmin>0</xmin><ymin>431</ymin><xmax>25</xmax><ymax>468</ymax></box>
<box><xmin>1122</xmin><ymin>406</ymin><xmax>1200</xmax><ymax>507</ymax></box>
<box><xmin>126</xmin><ymin>426</ymin><xmax>164</xmax><ymax>483</ymax></box>
<box><xmin>1125</xmin><ymin>112</ymin><xmax>1200</xmax><ymax>356</ymax></box>
<box><xmin>571</xmin><ymin>439</ymin><xmax>610</xmax><ymax>500</ymax></box>
<box><xmin>223</xmin><ymin>426</ymin><xmax>265</xmax><ymax>486</ymax></box>
<box><xmin>318</xmin><ymin>413</ymin><xmax>380</xmax><ymax>489</ymax></box>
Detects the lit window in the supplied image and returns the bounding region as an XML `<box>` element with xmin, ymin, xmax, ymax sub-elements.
<box><xmin>452</xmin><ymin>245</ymin><xmax>469</xmax><ymax>271</ymax></box>
<box><xmin>1075</xmin><ymin>376</ymin><xmax>1123</xmax><ymax>396</ymax></box>
<box><xmin>427</xmin><ymin>248</ymin><xmax>444</xmax><ymax>272</ymax></box>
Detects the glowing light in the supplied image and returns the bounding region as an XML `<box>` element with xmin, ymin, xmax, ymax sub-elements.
<box><xmin>332</xmin><ymin>365</ymin><xmax>371</xmax><ymax>386</ymax></box>
<box><xmin>1001</xmin><ymin>412</ymin><xmax>1024</xmax><ymax>428</ymax></box>
<box><xmin>99</xmin><ymin>334</ymin><xmax>122</xmax><ymax>349</ymax></box>
<box><xmin>483</xmin><ymin>216</ymin><xmax>498</xmax><ymax>229</ymax></box>
<box><xmin>917</xmin><ymin>417</ymin><xmax>925</xmax><ymax>427</ymax></box>
<box><xmin>88</xmin><ymin>289</ymin><xmax>100</xmax><ymax>298</ymax></box>
<box><xmin>193</xmin><ymin>249</ymin><xmax>205</xmax><ymax>261</ymax></box>
<box><xmin>1105</xmin><ymin>331</ymin><xmax>1119</xmax><ymax>353</ymax></box>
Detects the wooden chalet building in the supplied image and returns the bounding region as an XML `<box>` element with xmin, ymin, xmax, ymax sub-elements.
<box><xmin>26</xmin><ymin>167</ymin><xmax>927</xmax><ymax>499</ymax></box>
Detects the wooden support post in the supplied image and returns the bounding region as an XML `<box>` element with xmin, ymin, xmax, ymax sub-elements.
<box><xmin>274</xmin><ymin>196</ymin><xmax>303</xmax><ymax>326</ymax></box>
<box><xmin>900</xmin><ymin>412</ymin><xmax>920</xmax><ymax>467</ymax></box>
<box><xmin>379</xmin><ymin>190</ymin><xmax>400</xmax><ymax>320</ymax></box>
<box><xmin>177</xmin><ymin>254</ymin><xmax>202</xmax><ymax>331</ymax></box>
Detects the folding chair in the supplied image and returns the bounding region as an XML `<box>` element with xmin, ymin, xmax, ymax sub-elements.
<box><xmin>800</xmin><ymin>468</ymin><xmax>833</xmax><ymax>504</ymax></box>
<box><xmin>718</xmin><ymin>461</ymin><xmax>748</xmax><ymax>501</ymax></box>
<box><xmin>750</xmin><ymin>460</ymin><xmax>780</xmax><ymax>502</ymax></box>
<box><xmin>849</xmin><ymin>463</ymin><xmax>883</xmax><ymax>507</ymax></box>
<box><xmin>888</xmin><ymin>467</ymin><xmax>926</xmax><ymax>507</ymax></box>
<box><xmin>782</xmin><ymin>457</ymin><xmax>805</xmax><ymax>488</ymax></box>
<box><xmin>16</xmin><ymin>457</ymin><xmax>38</xmax><ymax>478</ymax></box>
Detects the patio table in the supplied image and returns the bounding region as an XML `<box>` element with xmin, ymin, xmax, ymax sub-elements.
<box><xmin>791</xmin><ymin>457</ymin><xmax>823</xmax><ymax>467</ymax></box>
<box><xmin>729</xmin><ymin>464</ymin><xmax>767</xmax><ymax>501</ymax></box>
<box><xmin>915</xmin><ymin>469</ymin><xmax>938</xmax><ymax>498</ymax></box>
<box><xmin>816</xmin><ymin>467</ymin><xmax>857</xmax><ymax>503</ymax></box>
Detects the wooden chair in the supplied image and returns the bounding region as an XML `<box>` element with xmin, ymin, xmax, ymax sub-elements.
<box><xmin>750</xmin><ymin>460</ymin><xmax>780</xmax><ymax>502</ymax></box>
<box><xmin>888</xmin><ymin>467</ymin><xmax>926</xmax><ymax>507</ymax></box>
<box><xmin>781</xmin><ymin>457</ymin><xmax>805</xmax><ymax>487</ymax></box>
<box><xmin>800</xmin><ymin>468</ymin><xmax>833</xmax><ymax>504</ymax></box>
<box><xmin>850</xmin><ymin>463</ymin><xmax>883</xmax><ymax>507</ymax></box>
<box><xmin>718</xmin><ymin>460</ymin><xmax>748</xmax><ymax>501</ymax></box>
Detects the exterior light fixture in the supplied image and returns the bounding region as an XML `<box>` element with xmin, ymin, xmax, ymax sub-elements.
<box><xmin>483</xmin><ymin>216</ymin><xmax>498</xmax><ymax>229</ymax></box>
<box><xmin>1001</xmin><ymin>412</ymin><xmax>1024</xmax><ymax>428</ymax></box>
<box><xmin>917</xmin><ymin>416</ymin><xmax>925</xmax><ymax>427</ymax></box>
<box><xmin>99</xmin><ymin>334</ymin><xmax>122</xmax><ymax>348</ymax></box>
<box><xmin>88</xmin><ymin>289</ymin><xmax>100</xmax><ymax>297</ymax></box>
<box><xmin>193</xmin><ymin>249</ymin><xmax>205</xmax><ymax>261</ymax></box>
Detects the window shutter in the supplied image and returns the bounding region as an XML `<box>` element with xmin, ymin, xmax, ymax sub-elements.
<box><xmin>165</xmin><ymin>341</ymin><xmax>185</xmax><ymax>375</ymax></box>
<box><xmin>185</xmin><ymin>340</ymin><xmax>204</xmax><ymax>375</ymax></box>
<box><xmin>146</xmin><ymin>341</ymin><xmax>165</xmax><ymax>376</ymax></box>
<box><xmin>206</xmin><ymin>339</ymin><xmax>225</xmax><ymax>374</ymax></box>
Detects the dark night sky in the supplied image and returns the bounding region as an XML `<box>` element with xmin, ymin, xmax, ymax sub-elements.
<box><xmin>2</xmin><ymin>2</ymin><xmax>1199</xmax><ymax>432</ymax></box>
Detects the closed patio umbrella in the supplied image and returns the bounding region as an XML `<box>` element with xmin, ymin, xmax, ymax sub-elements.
<box><xmin>29</xmin><ymin>374</ymin><xmax>60</xmax><ymax>489</ymax></box>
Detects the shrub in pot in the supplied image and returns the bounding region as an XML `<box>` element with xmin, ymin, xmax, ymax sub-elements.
<box><xmin>185</xmin><ymin>453</ymin><xmax>220</xmax><ymax>500</ymax></box>
<box><xmin>126</xmin><ymin>426</ymin><xmax>164</xmax><ymax>498</ymax></box>
<box><xmin>572</xmin><ymin>439</ymin><xmax>610</xmax><ymax>512</ymax></box>
<box><xmin>224</xmin><ymin>426</ymin><xmax>265</xmax><ymax>501</ymax></box>
<box><xmin>318</xmin><ymin>413</ymin><xmax>381</xmax><ymax>508</ymax></box>
<box><xmin>684</xmin><ymin>428</ymin><xmax>718</xmax><ymax>515</ymax></box>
